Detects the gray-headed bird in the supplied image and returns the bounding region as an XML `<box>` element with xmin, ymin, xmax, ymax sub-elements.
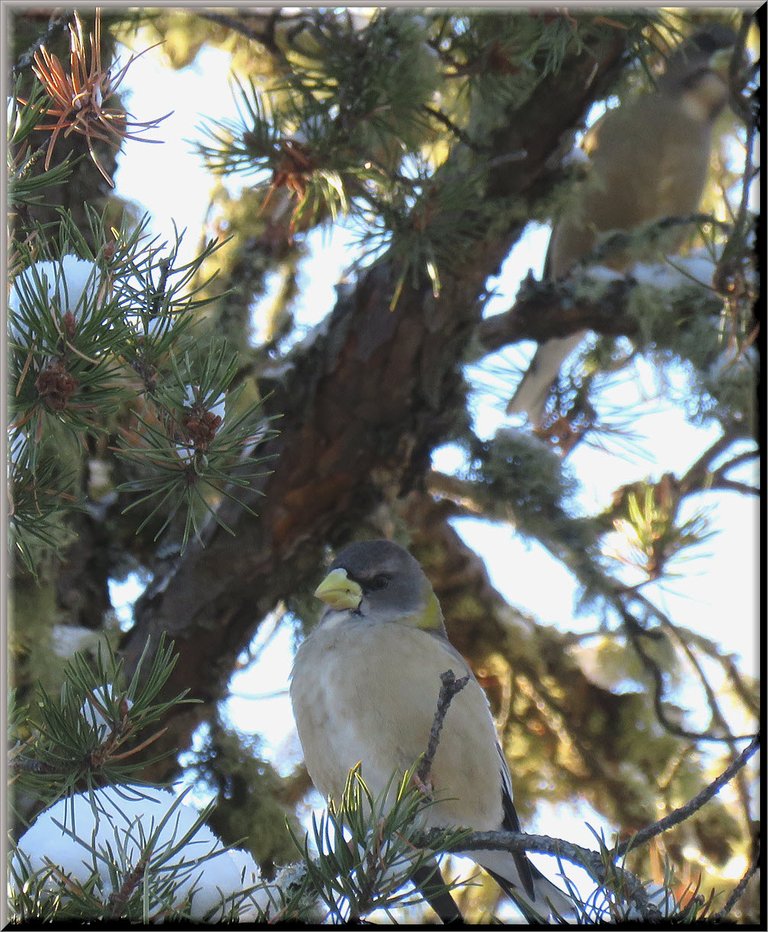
<box><xmin>290</xmin><ymin>538</ymin><xmax>575</xmax><ymax>923</ymax></box>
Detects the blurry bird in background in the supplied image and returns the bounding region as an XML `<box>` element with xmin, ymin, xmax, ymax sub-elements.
<box><xmin>507</xmin><ymin>24</ymin><xmax>737</xmax><ymax>428</ymax></box>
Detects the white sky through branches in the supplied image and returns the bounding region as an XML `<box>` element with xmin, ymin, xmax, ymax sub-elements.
<box><xmin>113</xmin><ymin>37</ymin><xmax>757</xmax><ymax>661</ymax></box>
<box><xmin>108</xmin><ymin>32</ymin><xmax>758</xmax><ymax>914</ymax></box>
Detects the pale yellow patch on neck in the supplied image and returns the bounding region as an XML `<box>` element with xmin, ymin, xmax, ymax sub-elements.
<box><xmin>409</xmin><ymin>590</ymin><xmax>444</xmax><ymax>631</ymax></box>
<box><xmin>679</xmin><ymin>73</ymin><xmax>728</xmax><ymax>123</ymax></box>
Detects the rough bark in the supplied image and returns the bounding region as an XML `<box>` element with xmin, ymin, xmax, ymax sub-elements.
<box><xmin>473</xmin><ymin>273</ymin><xmax>722</xmax><ymax>358</ymax></box>
<box><xmin>475</xmin><ymin>276</ymin><xmax>640</xmax><ymax>355</ymax></box>
<box><xmin>120</xmin><ymin>31</ymin><xmax>631</xmax><ymax>774</ymax></box>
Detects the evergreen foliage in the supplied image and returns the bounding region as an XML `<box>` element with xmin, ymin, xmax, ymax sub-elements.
<box><xmin>6</xmin><ymin>7</ymin><xmax>759</xmax><ymax>926</ymax></box>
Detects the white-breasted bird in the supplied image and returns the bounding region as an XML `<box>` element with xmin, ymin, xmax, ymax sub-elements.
<box><xmin>507</xmin><ymin>25</ymin><xmax>736</xmax><ymax>427</ymax></box>
<box><xmin>290</xmin><ymin>538</ymin><xmax>574</xmax><ymax>922</ymax></box>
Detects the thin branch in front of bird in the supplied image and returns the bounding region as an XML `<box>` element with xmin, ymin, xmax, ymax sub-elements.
<box><xmin>531</xmin><ymin>374</ymin><xmax>651</xmax><ymax>463</ymax></box>
<box><xmin>466</xmin><ymin>355</ymin><xmax>654</xmax><ymax>466</ymax></box>
<box><xmin>415</xmin><ymin>670</ymin><xmax>470</xmax><ymax>795</ymax></box>
<box><xmin>562</xmin><ymin>403</ymin><xmax>651</xmax><ymax>463</ymax></box>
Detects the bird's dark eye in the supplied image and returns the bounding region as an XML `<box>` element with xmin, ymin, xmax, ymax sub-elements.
<box><xmin>366</xmin><ymin>573</ymin><xmax>391</xmax><ymax>591</ymax></box>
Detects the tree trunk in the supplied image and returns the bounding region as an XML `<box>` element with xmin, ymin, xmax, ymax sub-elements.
<box><xmin>120</xmin><ymin>31</ymin><xmax>630</xmax><ymax>775</ymax></box>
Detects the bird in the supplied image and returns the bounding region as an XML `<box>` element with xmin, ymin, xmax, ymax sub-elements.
<box><xmin>507</xmin><ymin>24</ymin><xmax>736</xmax><ymax>427</ymax></box>
<box><xmin>290</xmin><ymin>538</ymin><xmax>575</xmax><ymax>923</ymax></box>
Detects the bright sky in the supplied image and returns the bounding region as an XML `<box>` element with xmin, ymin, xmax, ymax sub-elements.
<box><xmin>108</xmin><ymin>27</ymin><xmax>758</xmax><ymax>917</ymax></box>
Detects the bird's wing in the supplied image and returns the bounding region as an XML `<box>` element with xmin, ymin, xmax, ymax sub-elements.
<box><xmin>496</xmin><ymin>743</ymin><xmax>536</xmax><ymax>899</ymax></box>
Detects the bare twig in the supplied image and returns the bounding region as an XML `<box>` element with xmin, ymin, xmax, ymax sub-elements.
<box><xmin>709</xmin><ymin>478</ymin><xmax>758</xmax><ymax>496</ymax></box>
<box><xmin>715</xmin><ymin>650</ymin><xmax>760</xmax><ymax>716</ymax></box>
<box><xmin>679</xmin><ymin>430</ymin><xmax>738</xmax><ymax>492</ymax></box>
<box><xmin>712</xmin><ymin>449</ymin><xmax>759</xmax><ymax>478</ymax></box>
<box><xmin>620</xmin><ymin>593</ymin><xmax>757</xmax><ymax>743</ymax></box>
<box><xmin>654</xmin><ymin>610</ymin><xmax>756</xmax><ymax>836</ymax></box>
<box><xmin>422</xmin><ymin>105</ymin><xmax>488</xmax><ymax>153</ymax></box>
<box><xmin>12</xmin><ymin>10</ymin><xmax>75</xmax><ymax>78</ymax></box>
<box><xmin>198</xmin><ymin>9</ymin><xmax>308</xmax><ymax>66</ymax></box>
<box><xmin>616</xmin><ymin>732</ymin><xmax>759</xmax><ymax>858</ymax></box>
<box><xmin>513</xmin><ymin>672</ymin><xmax>620</xmax><ymax>791</ymax></box>
<box><xmin>677</xmin><ymin>434</ymin><xmax>758</xmax><ymax>497</ymax></box>
<box><xmin>419</xmin><ymin>826</ymin><xmax>656</xmax><ymax>918</ymax></box>
<box><xmin>416</xmin><ymin>670</ymin><xmax>470</xmax><ymax>792</ymax></box>
<box><xmin>728</xmin><ymin>14</ymin><xmax>756</xmax><ymax>131</ymax></box>
<box><xmin>417</xmin><ymin>734</ymin><xmax>758</xmax><ymax>919</ymax></box>
<box><xmin>712</xmin><ymin>836</ymin><xmax>760</xmax><ymax>921</ymax></box>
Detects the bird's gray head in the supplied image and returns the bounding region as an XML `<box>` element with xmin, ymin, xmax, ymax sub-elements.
<box><xmin>314</xmin><ymin>539</ymin><xmax>446</xmax><ymax>632</ymax></box>
<box><xmin>658</xmin><ymin>24</ymin><xmax>737</xmax><ymax>124</ymax></box>
<box><xmin>661</xmin><ymin>24</ymin><xmax>736</xmax><ymax>88</ymax></box>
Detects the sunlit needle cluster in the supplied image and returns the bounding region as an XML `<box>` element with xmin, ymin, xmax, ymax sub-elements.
<box><xmin>29</xmin><ymin>10</ymin><xmax>170</xmax><ymax>186</ymax></box>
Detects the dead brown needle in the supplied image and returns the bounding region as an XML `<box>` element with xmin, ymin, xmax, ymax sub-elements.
<box><xmin>28</xmin><ymin>10</ymin><xmax>171</xmax><ymax>187</ymax></box>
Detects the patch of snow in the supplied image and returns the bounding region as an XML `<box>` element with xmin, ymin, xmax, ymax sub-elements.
<box><xmin>11</xmin><ymin>784</ymin><xmax>272</xmax><ymax>922</ymax></box>
<box><xmin>8</xmin><ymin>256</ymin><xmax>104</xmax><ymax>344</ymax></box>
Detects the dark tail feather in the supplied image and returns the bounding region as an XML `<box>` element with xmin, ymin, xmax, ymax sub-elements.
<box><xmin>483</xmin><ymin>857</ymin><xmax>577</xmax><ymax>922</ymax></box>
<box><xmin>411</xmin><ymin>860</ymin><xmax>464</xmax><ymax>924</ymax></box>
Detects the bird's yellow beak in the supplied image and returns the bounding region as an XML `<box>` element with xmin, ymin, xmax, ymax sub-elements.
<box><xmin>314</xmin><ymin>568</ymin><xmax>362</xmax><ymax>611</ymax></box>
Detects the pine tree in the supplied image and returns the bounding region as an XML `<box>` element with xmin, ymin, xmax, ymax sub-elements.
<box><xmin>7</xmin><ymin>8</ymin><xmax>759</xmax><ymax>924</ymax></box>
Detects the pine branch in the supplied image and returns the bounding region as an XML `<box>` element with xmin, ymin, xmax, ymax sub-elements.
<box><xmin>615</xmin><ymin>732</ymin><xmax>759</xmax><ymax>858</ymax></box>
<box><xmin>415</xmin><ymin>734</ymin><xmax>758</xmax><ymax>919</ymax></box>
<box><xmin>418</xmin><ymin>826</ymin><xmax>656</xmax><ymax>917</ymax></box>
<box><xmin>104</xmin><ymin>853</ymin><xmax>150</xmax><ymax>920</ymax></box>
<box><xmin>474</xmin><ymin>275</ymin><xmax>640</xmax><ymax>357</ymax></box>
